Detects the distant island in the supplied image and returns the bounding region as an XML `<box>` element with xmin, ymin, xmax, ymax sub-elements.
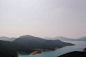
<box><xmin>44</xmin><ymin>36</ymin><xmax>86</xmax><ymax>41</ymax></box>
<box><xmin>0</xmin><ymin>36</ymin><xmax>16</xmax><ymax>41</ymax></box>
<box><xmin>0</xmin><ymin>35</ymin><xmax>74</xmax><ymax>57</ymax></box>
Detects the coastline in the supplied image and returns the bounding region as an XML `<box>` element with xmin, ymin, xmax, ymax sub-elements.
<box><xmin>20</xmin><ymin>51</ymin><xmax>43</xmax><ymax>55</ymax></box>
<box><xmin>18</xmin><ymin>45</ymin><xmax>74</xmax><ymax>57</ymax></box>
<box><xmin>18</xmin><ymin>46</ymin><xmax>70</xmax><ymax>55</ymax></box>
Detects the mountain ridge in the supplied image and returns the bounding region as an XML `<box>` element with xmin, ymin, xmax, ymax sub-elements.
<box><xmin>44</xmin><ymin>36</ymin><xmax>86</xmax><ymax>41</ymax></box>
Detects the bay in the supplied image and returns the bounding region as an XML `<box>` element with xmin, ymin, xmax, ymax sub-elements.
<box><xmin>19</xmin><ymin>41</ymin><xmax>86</xmax><ymax>57</ymax></box>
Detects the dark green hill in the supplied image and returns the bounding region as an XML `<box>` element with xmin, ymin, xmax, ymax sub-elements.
<box><xmin>13</xmin><ymin>35</ymin><xmax>53</xmax><ymax>50</ymax></box>
<box><xmin>13</xmin><ymin>35</ymin><xmax>74</xmax><ymax>50</ymax></box>
<box><xmin>0</xmin><ymin>35</ymin><xmax>74</xmax><ymax>57</ymax></box>
<box><xmin>0</xmin><ymin>40</ymin><xmax>17</xmax><ymax>57</ymax></box>
<box><xmin>0</xmin><ymin>40</ymin><xmax>34</xmax><ymax>57</ymax></box>
<box><xmin>43</xmin><ymin>40</ymin><xmax>73</xmax><ymax>48</ymax></box>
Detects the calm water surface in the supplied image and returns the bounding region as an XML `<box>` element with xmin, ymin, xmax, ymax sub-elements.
<box><xmin>19</xmin><ymin>41</ymin><xmax>86</xmax><ymax>57</ymax></box>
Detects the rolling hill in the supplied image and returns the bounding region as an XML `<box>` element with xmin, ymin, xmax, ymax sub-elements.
<box><xmin>0</xmin><ymin>35</ymin><xmax>74</xmax><ymax>57</ymax></box>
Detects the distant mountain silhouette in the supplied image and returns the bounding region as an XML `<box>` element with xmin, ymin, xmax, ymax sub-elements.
<box><xmin>44</xmin><ymin>36</ymin><xmax>76</xmax><ymax>41</ymax></box>
<box><xmin>44</xmin><ymin>36</ymin><xmax>86</xmax><ymax>41</ymax></box>
<box><xmin>0</xmin><ymin>36</ymin><xmax>16</xmax><ymax>41</ymax></box>
<box><xmin>54</xmin><ymin>36</ymin><xmax>73</xmax><ymax>41</ymax></box>
<box><xmin>76</xmin><ymin>37</ymin><xmax>86</xmax><ymax>41</ymax></box>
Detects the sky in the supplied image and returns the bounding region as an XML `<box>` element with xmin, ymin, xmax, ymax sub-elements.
<box><xmin>0</xmin><ymin>0</ymin><xmax>86</xmax><ymax>39</ymax></box>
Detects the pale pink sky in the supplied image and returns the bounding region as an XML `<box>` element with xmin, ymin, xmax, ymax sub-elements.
<box><xmin>0</xmin><ymin>0</ymin><xmax>86</xmax><ymax>39</ymax></box>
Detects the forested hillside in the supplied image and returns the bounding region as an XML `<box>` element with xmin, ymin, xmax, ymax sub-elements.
<box><xmin>0</xmin><ymin>35</ymin><xmax>74</xmax><ymax>57</ymax></box>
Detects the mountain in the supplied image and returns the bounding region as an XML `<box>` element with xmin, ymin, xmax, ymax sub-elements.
<box><xmin>0</xmin><ymin>35</ymin><xmax>74</xmax><ymax>57</ymax></box>
<box><xmin>77</xmin><ymin>37</ymin><xmax>86</xmax><ymax>41</ymax></box>
<box><xmin>54</xmin><ymin>36</ymin><xmax>73</xmax><ymax>41</ymax></box>
<box><xmin>13</xmin><ymin>35</ymin><xmax>53</xmax><ymax>50</ymax></box>
<box><xmin>0</xmin><ymin>36</ymin><xmax>9</xmax><ymax>40</ymax></box>
<box><xmin>0</xmin><ymin>40</ymin><xmax>34</xmax><ymax>57</ymax></box>
<box><xmin>13</xmin><ymin>35</ymin><xmax>74</xmax><ymax>49</ymax></box>
<box><xmin>0</xmin><ymin>40</ymin><xmax>17</xmax><ymax>57</ymax></box>
<box><xmin>44</xmin><ymin>36</ymin><xmax>86</xmax><ymax>41</ymax></box>
<box><xmin>44</xmin><ymin>36</ymin><xmax>76</xmax><ymax>41</ymax></box>
<box><xmin>0</xmin><ymin>36</ymin><xmax>16</xmax><ymax>41</ymax></box>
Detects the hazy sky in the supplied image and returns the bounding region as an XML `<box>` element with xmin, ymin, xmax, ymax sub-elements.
<box><xmin>0</xmin><ymin>0</ymin><xmax>86</xmax><ymax>39</ymax></box>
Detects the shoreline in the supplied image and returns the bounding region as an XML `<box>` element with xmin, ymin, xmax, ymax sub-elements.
<box><xmin>19</xmin><ymin>46</ymin><xmax>68</xmax><ymax>55</ymax></box>
<box><xmin>19</xmin><ymin>51</ymin><xmax>43</xmax><ymax>55</ymax></box>
<box><xmin>18</xmin><ymin>45</ymin><xmax>74</xmax><ymax>57</ymax></box>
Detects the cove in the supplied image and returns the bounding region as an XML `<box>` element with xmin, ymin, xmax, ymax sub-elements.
<box><xmin>19</xmin><ymin>41</ymin><xmax>86</xmax><ymax>57</ymax></box>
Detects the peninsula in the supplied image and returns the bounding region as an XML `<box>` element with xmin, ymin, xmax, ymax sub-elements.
<box><xmin>0</xmin><ymin>35</ymin><xmax>74</xmax><ymax>57</ymax></box>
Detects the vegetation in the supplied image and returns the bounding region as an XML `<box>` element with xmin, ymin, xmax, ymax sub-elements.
<box><xmin>13</xmin><ymin>35</ymin><xmax>74</xmax><ymax>50</ymax></box>
<box><xmin>0</xmin><ymin>40</ymin><xmax>17</xmax><ymax>57</ymax></box>
<box><xmin>0</xmin><ymin>35</ymin><xmax>74</xmax><ymax>57</ymax></box>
